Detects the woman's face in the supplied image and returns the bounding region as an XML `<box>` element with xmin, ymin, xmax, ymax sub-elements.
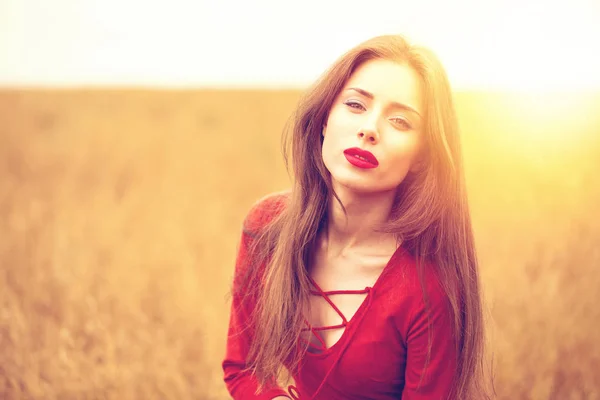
<box><xmin>322</xmin><ymin>58</ymin><xmax>424</xmax><ymax>194</ymax></box>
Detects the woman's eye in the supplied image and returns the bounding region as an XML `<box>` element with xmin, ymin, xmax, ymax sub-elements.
<box><xmin>391</xmin><ymin>117</ymin><xmax>411</xmax><ymax>130</ymax></box>
<box><xmin>343</xmin><ymin>101</ymin><xmax>365</xmax><ymax>110</ymax></box>
<box><xmin>342</xmin><ymin>101</ymin><xmax>412</xmax><ymax>130</ymax></box>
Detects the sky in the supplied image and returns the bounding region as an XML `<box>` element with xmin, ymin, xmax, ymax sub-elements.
<box><xmin>1</xmin><ymin>0</ymin><xmax>599</xmax><ymax>90</ymax></box>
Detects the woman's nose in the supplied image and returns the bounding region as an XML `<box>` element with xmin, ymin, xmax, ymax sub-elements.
<box><xmin>358</xmin><ymin>128</ymin><xmax>378</xmax><ymax>143</ymax></box>
<box><xmin>357</xmin><ymin>114</ymin><xmax>380</xmax><ymax>143</ymax></box>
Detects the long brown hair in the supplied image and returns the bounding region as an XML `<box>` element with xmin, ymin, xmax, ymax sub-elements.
<box><xmin>236</xmin><ymin>34</ymin><xmax>493</xmax><ymax>399</ymax></box>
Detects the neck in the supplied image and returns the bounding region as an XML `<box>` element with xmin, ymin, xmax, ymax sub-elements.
<box><xmin>322</xmin><ymin>185</ymin><xmax>398</xmax><ymax>255</ymax></box>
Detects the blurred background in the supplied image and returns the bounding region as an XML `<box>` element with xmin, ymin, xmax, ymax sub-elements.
<box><xmin>1</xmin><ymin>0</ymin><xmax>599</xmax><ymax>399</ymax></box>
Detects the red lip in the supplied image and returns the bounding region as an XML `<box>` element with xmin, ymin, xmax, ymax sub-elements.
<box><xmin>343</xmin><ymin>147</ymin><xmax>379</xmax><ymax>169</ymax></box>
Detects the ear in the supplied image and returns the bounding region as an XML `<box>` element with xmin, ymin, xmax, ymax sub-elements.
<box><xmin>322</xmin><ymin>124</ymin><xmax>327</xmax><ymax>137</ymax></box>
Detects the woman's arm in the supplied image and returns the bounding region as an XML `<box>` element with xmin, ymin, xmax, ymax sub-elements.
<box><xmin>401</xmin><ymin>279</ymin><xmax>458</xmax><ymax>400</ymax></box>
<box><xmin>222</xmin><ymin>229</ymin><xmax>291</xmax><ymax>400</ymax></box>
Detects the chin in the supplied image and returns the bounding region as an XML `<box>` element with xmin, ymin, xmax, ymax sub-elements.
<box><xmin>332</xmin><ymin>176</ymin><xmax>394</xmax><ymax>195</ymax></box>
<box><xmin>326</xmin><ymin>163</ymin><xmax>399</xmax><ymax>194</ymax></box>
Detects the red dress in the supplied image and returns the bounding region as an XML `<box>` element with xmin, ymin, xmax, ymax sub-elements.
<box><xmin>222</xmin><ymin>193</ymin><xmax>458</xmax><ymax>400</ymax></box>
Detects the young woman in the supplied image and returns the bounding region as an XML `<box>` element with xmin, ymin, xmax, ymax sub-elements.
<box><xmin>222</xmin><ymin>34</ymin><xmax>491</xmax><ymax>399</ymax></box>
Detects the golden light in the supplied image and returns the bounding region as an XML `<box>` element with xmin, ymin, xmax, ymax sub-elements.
<box><xmin>2</xmin><ymin>0</ymin><xmax>599</xmax><ymax>92</ymax></box>
<box><xmin>438</xmin><ymin>0</ymin><xmax>600</xmax><ymax>92</ymax></box>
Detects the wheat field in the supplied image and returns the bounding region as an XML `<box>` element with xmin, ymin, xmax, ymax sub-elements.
<box><xmin>0</xmin><ymin>89</ymin><xmax>598</xmax><ymax>399</ymax></box>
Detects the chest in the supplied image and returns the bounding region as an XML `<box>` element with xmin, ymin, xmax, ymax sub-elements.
<box><xmin>301</xmin><ymin>250</ymin><xmax>393</xmax><ymax>352</ymax></box>
<box><xmin>296</xmin><ymin>254</ymin><xmax>409</xmax><ymax>398</ymax></box>
<box><xmin>297</xmin><ymin>304</ymin><xmax>408</xmax><ymax>397</ymax></box>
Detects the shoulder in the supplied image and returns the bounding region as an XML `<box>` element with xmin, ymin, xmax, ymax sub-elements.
<box><xmin>401</xmin><ymin>255</ymin><xmax>454</xmax><ymax>336</ymax></box>
<box><xmin>386</xmin><ymin>247</ymin><xmax>446</xmax><ymax>297</ymax></box>
<box><xmin>409</xmin><ymin>256</ymin><xmax>450</xmax><ymax>311</ymax></box>
<box><xmin>232</xmin><ymin>191</ymin><xmax>290</xmax><ymax>291</ymax></box>
<box><xmin>385</xmin><ymin>248</ymin><xmax>452</xmax><ymax>323</ymax></box>
<box><xmin>242</xmin><ymin>190</ymin><xmax>291</xmax><ymax>236</ymax></box>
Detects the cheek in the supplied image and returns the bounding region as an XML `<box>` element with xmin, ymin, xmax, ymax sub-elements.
<box><xmin>327</xmin><ymin>107</ymin><xmax>358</xmax><ymax>135</ymax></box>
<box><xmin>321</xmin><ymin>134</ymin><xmax>336</xmax><ymax>167</ymax></box>
<box><xmin>322</xmin><ymin>125</ymin><xmax>345</xmax><ymax>156</ymax></box>
<box><xmin>384</xmin><ymin>137</ymin><xmax>421</xmax><ymax>169</ymax></box>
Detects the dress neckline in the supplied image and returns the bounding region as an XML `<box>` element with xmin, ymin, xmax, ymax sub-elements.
<box><xmin>300</xmin><ymin>243</ymin><xmax>407</xmax><ymax>358</ymax></box>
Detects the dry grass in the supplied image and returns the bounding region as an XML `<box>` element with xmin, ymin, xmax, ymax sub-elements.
<box><xmin>0</xmin><ymin>89</ymin><xmax>598</xmax><ymax>399</ymax></box>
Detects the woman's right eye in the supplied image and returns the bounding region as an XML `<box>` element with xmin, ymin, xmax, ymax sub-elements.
<box><xmin>343</xmin><ymin>101</ymin><xmax>365</xmax><ymax>110</ymax></box>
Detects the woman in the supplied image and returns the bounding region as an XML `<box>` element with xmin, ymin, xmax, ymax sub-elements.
<box><xmin>222</xmin><ymin>34</ymin><xmax>492</xmax><ymax>399</ymax></box>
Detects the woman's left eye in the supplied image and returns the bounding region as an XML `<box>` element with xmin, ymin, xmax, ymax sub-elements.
<box><xmin>391</xmin><ymin>117</ymin><xmax>411</xmax><ymax>130</ymax></box>
<box><xmin>343</xmin><ymin>101</ymin><xmax>412</xmax><ymax>130</ymax></box>
<box><xmin>344</xmin><ymin>101</ymin><xmax>365</xmax><ymax>110</ymax></box>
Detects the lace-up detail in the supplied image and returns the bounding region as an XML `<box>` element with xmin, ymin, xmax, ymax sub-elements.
<box><xmin>287</xmin><ymin>384</ymin><xmax>301</xmax><ymax>399</ymax></box>
<box><xmin>289</xmin><ymin>276</ymin><xmax>373</xmax><ymax>398</ymax></box>
<box><xmin>300</xmin><ymin>281</ymin><xmax>371</xmax><ymax>353</ymax></box>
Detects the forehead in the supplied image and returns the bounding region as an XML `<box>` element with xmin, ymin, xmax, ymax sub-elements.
<box><xmin>342</xmin><ymin>59</ymin><xmax>423</xmax><ymax>113</ymax></box>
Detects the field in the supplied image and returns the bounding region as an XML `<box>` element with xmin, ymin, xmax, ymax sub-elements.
<box><xmin>0</xmin><ymin>89</ymin><xmax>599</xmax><ymax>399</ymax></box>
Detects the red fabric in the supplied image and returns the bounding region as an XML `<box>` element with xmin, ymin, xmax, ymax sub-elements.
<box><xmin>223</xmin><ymin>192</ymin><xmax>458</xmax><ymax>400</ymax></box>
<box><xmin>222</xmin><ymin>194</ymin><xmax>291</xmax><ymax>399</ymax></box>
<box><xmin>299</xmin><ymin>280</ymin><xmax>371</xmax><ymax>354</ymax></box>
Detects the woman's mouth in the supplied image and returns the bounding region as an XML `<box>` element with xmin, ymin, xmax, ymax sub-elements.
<box><xmin>343</xmin><ymin>148</ymin><xmax>379</xmax><ymax>169</ymax></box>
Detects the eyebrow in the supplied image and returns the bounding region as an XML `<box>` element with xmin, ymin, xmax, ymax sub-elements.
<box><xmin>345</xmin><ymin>87</ymin><xmax>422</xmax><ymax>117</ymax></box>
